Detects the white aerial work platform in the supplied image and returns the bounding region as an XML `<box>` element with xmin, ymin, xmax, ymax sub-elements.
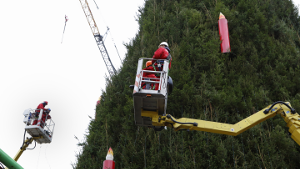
<box><xmin>132</xmin><ymin>58</ymin><xmax>172</xmax><ymax>127</ymax></box>
<box><xmin>23</xmin><ymin>108</ymin><xmax>55</xmax><ymax>144</ymax></box>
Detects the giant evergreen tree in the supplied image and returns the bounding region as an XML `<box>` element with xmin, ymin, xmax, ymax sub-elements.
<box><xmin>73</xmin><ymin>0</ymin><xmax>300</xmax><ymax>168</ymax></box>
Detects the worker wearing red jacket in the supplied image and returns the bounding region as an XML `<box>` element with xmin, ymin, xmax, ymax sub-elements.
<box><xmin>36</xmin><ymin>101</ymin><xmax>48</xmax><ymax>113</ymax></box>
<box><xmin>32</xmin><ymin>101</ymin><xmax>50</xmax><ymax>128</ymax></box>
<box><xmin>142</xmin><ymin>61</ymin><xmax>159</xmax><ymax>90</ymax></box>
<box><xmin>152</xmin><ymin>42</ymin><xmax>172</xmax><ymax>71</ymax></box>
<box><xmin>40</xmin><ymin>108</ymin><xmax>51</xmax><ymax>128</ymax></box>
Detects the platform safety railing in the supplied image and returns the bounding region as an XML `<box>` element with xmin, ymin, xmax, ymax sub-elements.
<box><xmin>43</xmin><ymin>114</ymin><xmax>55</xmax><ymax>138</ymax></box>
<box><xmin>24</xmin><ymin>109</ymin><xmax>55</xmax><ymax>138</ymax></box>
<box><xmin>136</xmin><ymin>58</ymin><xmax>169</xmax><ymax>93</ymax></box>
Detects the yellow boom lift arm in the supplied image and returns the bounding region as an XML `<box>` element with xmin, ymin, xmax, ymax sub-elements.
<box><xmin>132</xmin><ymin>58</ymin><xmax>300</xmax><ymax>146</ymax></box>
<box><xmin>142</xmin><ymin>101</ymin><xmax>300</xmax><ymax>145</ymax></box>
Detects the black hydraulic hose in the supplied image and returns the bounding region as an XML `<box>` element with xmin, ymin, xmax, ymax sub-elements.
<box><xmin>166</xmin><ymin>114</ymin><xmax>198</xmax><ymax>126</ymax></box>
<box><xmin>20</xmin><ymin>129</ymin><xmax>36</xmax><ymax>150</ymax></box>
<box><xmin>26</xmin><ymin>140</ymin><xmax>36</xmax><ymax>150</ymax></box>
<box><xmin>20</xmin><ymin>130</ymin><xmax>26</xmax><ymax>149</ymax></box>
<box><xmin>263</xmin><ymin>101</ymin><xmax>296</xmax><ymax>114</ymax></box>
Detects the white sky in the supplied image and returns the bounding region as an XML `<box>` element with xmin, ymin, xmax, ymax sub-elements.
<box><xmin>0</xmin><ymin>0</ymin><xmax>144</xmax><ymax>168</ymax></box>
<box><xmin>0</xmin><ymin>0</ymin><xmax>299</xmax><ymax>169</ymax></box>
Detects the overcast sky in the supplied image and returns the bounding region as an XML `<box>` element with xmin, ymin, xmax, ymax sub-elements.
<box><xmin>0</xmin><ymin>0</ymin><xmax>144</xmax><ymax>168</ymax></box>
<box><xmin>0</xmin><ymin>0</ymin><xmax>300</xmax><ymax>169</ymax></box>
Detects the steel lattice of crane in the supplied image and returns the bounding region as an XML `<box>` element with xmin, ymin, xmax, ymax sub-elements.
<box><xmin>79</xmin><ymin>0</ymin><xmax>116</xmax><ymax>77</ymax></box>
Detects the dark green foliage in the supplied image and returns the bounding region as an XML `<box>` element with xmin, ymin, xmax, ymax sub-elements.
<box><xmin>73</xmin><ymin>0</ymin><xmax>300</xmax><ymax>168</ymax></box>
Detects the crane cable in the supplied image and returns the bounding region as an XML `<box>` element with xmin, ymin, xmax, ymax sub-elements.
<box><xmin>93</xmin><ymin>0</ymin><xmax>123</xmax><ymax>63</ymax></box>
<box><xmin>92</xmin><ymin>0</ymin><xmax>99</xmax><ymax>9</ymax></box>
<box><xmin>45</xmin><ymin>145</ymin><xmax>51</xmax><ymax>169</ymax></box>
<box><xmin>109</xmin><ymin>30</ymin><xmax>122</xmax><ymax>62</ymax></box>
<box><xmin>35</xmin><ymin>145</ymin><xmax>42</xmax><ymax>169</ymax></box>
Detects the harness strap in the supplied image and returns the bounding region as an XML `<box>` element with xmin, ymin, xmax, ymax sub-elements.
<box><xmin>152</xmin><ymin>64</ymin><xmax>160</xmax><ymax>77</ymax></box>
<box><xmin>141</xmin><ymin>79</ymin><xmax>156</xmax><ymax>90</ymax></box>
<box><xmin>166</xmin><ymin>53</ymin><xmax>172</xmax><ymax>60</ymax></box>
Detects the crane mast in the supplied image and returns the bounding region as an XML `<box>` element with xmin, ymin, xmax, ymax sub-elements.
<box><xmin>79</xmin><ymin>0</ymin><xmax>116</xmax><ymax>77</ymax></box>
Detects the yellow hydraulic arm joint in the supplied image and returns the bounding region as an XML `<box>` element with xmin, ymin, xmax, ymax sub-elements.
<box><xmin>14</xmin><ymin>136</ymin><xmax>42</xmax><ymax>162</ymax></box>
<box><xmin>4</xmin><ymin>136</ymin><xmax>42</xmax><ymax>169</ymax></box>
<box><xmin>142</xmin><ymin>102</ymin><xmax>300</xmax><ymax>146</ymax></box>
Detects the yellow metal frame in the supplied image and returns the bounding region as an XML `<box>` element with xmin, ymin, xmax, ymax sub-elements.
<box><xmin>14</xmin><ymin>136</ymin><xmax>42</xmax><ymax>162</ymax></box>
<box><xmin>141</xmin><ymin>102</ymin><xmax>300</xmax><ymax>145</ymax></box>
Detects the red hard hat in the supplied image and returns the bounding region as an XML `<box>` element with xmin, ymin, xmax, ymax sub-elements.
<box><xmin>44</xmin><ymin>101</ymin><xmax>48</xmax><ymax>105</ymax></box>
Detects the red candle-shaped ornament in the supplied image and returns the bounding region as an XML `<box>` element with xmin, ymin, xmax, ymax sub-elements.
<box><xmin>218</xmin><ymin>12</ymin><xmax>231</xmax><ymax>53</ymax></box>
<box><xmin>103</xmin><ymin>147</ymin><xmax>115</xmax><ymax>169</ymax></box>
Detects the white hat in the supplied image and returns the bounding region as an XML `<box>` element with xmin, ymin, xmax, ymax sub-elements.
<box><xmin>158</xmin><ymin>42</ymin><xmax>168</xmax><ymax>47</ymax></box>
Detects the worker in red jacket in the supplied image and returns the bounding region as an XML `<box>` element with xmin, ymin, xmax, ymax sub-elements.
<box><xmin>142</xmin><ymin>61</ymin><xmax>159</xmax><ymax>90</ymax></box>
<box><xmin>32</xmin><ymin>101</ymin><xmax>49</xmax><ymax>127</ymax></box>
<box><xmin>40</xmin><ymin>108</ymin><xmax>51</xmax><ymax>128</ymax></box>
<box><xmin>152</xmin><ymin>42</ymin><xmax>172</xmax><ymax>71</ymax></box>
<box><xmin>36</xmin><ymin>101</ymin><xmax>48</xmax><ymax>113</ymax></box>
